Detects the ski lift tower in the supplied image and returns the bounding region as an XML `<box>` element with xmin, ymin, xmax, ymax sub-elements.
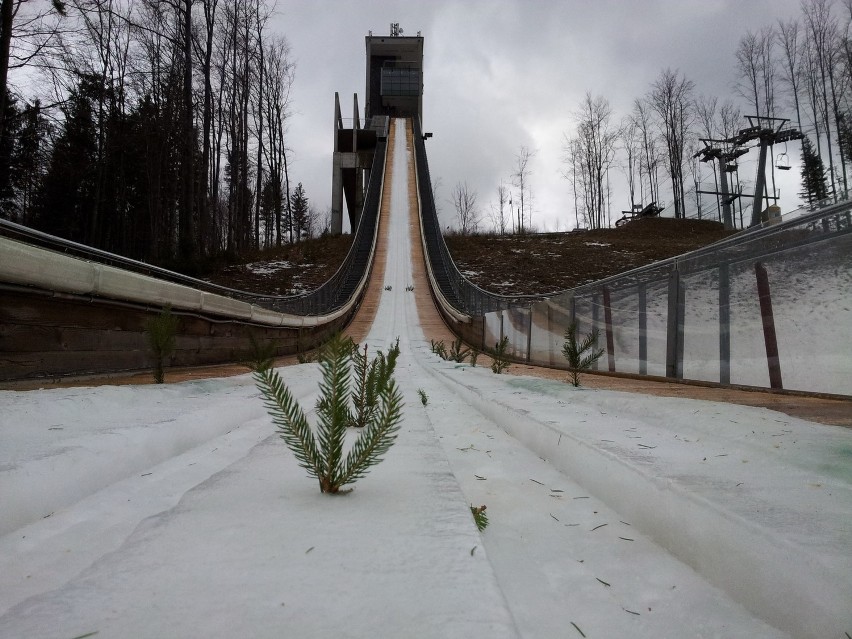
<box><xmin>330</xmin><ymin>24</ymin><xmax>424</xmax><ymax>235</ymax></box>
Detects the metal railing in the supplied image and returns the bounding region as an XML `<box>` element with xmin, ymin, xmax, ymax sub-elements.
<box><xmin>412</xmin><ymin>118</ymin><xmax>542</xmax><ymax>315</ymax></box>
<box><xmin>485</xmin><ymin>199</ymin><xmax>851</xmax><ymax>395</ymax></box>
<box><xmin>0</xmin><ymin>137</ymin><xmax>388</xmax><ymax>317</ymax></box>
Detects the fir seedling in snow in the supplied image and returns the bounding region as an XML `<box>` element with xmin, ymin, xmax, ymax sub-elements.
<box><xmin>145</xmin><ymin>305</ymin><xmax>179</xmax><ymax>383</ymax></box>
<box><xmin>469</xmin><ymin>350</ymin><xmax>479</xmax><ymax>367</ymax></box>
<box><xmin>470</xmin><ymin>504</ymin><xmax>488</xmax><ymax>531</ymax></box>
<box><xmin>246</xmin><ymin>333</ymin><xmax>275</xmax><ymax>373</ymax></box>
<box><xmin>430</xmin><ymin>339</ymin><xmax>448</xmax><ymax>360</ymax></box>
<box><xmin>297</xmin><ymin>351</ymin><xmax>319</xmax><ymax>364</ymax></box>
<box><xmin>350</xmin><ymin>339</ymin><xmax>400</xmax><ymax>428</ymax></box>
<box><xmin>253</xmin><ymin>333</ymin><xmax>404</xmax><ymax>494</ymax></box>
<box><xmin>405</xmin><ymin>285</ymin><xmax>415</xmax><ymax>292</ymax></box>
<box><xmin>417</xmin><ymin>388</ymin><xmax>428</xmax><ymax>406</ymax></box>
<box><xmin>562</xmin><ymin>321</ymin><xmax>604</xmax><ymax>387</ymax></box>
<box><xmin>384</xmin><ymin>285</ymin><xmax>393</xmax><ymax>291</ymax></box>
<box><xmin>448</xmin><ymin>337</ymin><xmax>471</xmax><ymax>363</ymax></box>
<box><xmin>490</xmin><ymin>336</ymin><xmax>511</xmax><ymax>374</ymax></box>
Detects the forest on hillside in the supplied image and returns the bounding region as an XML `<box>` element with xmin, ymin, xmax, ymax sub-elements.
<box><xmin>0</xmin><ymin>0</ymin><xmax>317</xmax><ymax>271</ymax></box>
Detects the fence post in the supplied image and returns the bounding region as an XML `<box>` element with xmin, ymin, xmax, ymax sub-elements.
<box><xmin>638</xmin><ymin>282</ymin><xmax>647</xmax><ymax>375</ymax></box>
<box><xmin>666</xmin><ymin>267</ymin><xmax>685</xmax><ymax>379</ymax></box>
<box><xmin>719</xmin><ymin>262</ymin><xmax>731</xmax><ymax>384</ymax></box>
<box><xmin>591</xmin><ymin>293</ymin><xmax>600</xmax><ymax>370</ymax></box>
<box><xmin>754</xmin><ymin>262</ymin><xmax>783</xmax><ymax>389</ymax></box>
<box><xmin>546</xmin><ymin>302</ymin><xmax>555</xmax><ymax>366</ymax></box>
<box><xmin>602</xmin><ymin>285</ymin><xmax>615</xmax><ymax>372</ymax></box>
<box><xmin>526</xmin><ymin>306</ymin><xmax>533</xmax><ymax>363</ymax></box>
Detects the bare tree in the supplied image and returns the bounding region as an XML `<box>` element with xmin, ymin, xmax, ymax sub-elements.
<box><xmin>736</xmin><ymin>26</ymin><xmax>777</xmax><ymax>120</ymax></box>
<box><xmin>450</xmin><ymin>181</ymin><xmax>480</xmax><ymax>235</ymax></box>
<box><xmin>802</xmin><ymin>0</ymin><xmax>839</xmax><ymax>194</ymax></box>
<box><xmin>777</xmin><ymin>18</ymin><xmax>804</xmax><ymax>130</ymax></box>
<box><xmin>512</xmin><ymin>145</ymin><xmax>536</xmax><ymax>232</ymax></box>
<box><xmin>648</xmin><ymin>68</ymin><xmax>695</xmax><ymax>219</ymax></box>
<box><xmin>620</xmin><ymin>115</ymin><xmax>641</xmax><ymax>211</ymax></box>
<box><xmin>719</xmin><ymin>100</ymin><xmax>742</xmax><ymax>140</ymax></box>
<box><xmin>260</xmin><ymin>35</ymin><xmax>293</xmax><ymax>245</ymax></box>
<box><xmin>631</xmin><ymin>97</ymin><xmax>661</xmax><ymax>206</ymax></box>
<box><xmin>564</xmin><ymin>92</ymin><xmax>619</xmax><ymax>229</ymax></box>
<box><xmin>195</xmin><ymin>0</ymin><xmax>218</xmax><ymax>254</ymax></box>
<box><xmin>488</xmin><ymin>181</ymin><xmax>509</xmax><ymax>235</ymax></box>
<box><xmin>736</xmin><ymin>30</ymin><xmax>762</xmax><ymax>117</ymax></box>
<box><xmin>1</xmin><ymin>0</ymin><xmax>67</xmax><ymax>141</ymax></box>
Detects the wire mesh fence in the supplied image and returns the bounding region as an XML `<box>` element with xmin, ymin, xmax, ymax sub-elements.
<box><xmin>475</xmin><ymin>201</ymin><xmax>852</xmax><ymax>395</ymax></box>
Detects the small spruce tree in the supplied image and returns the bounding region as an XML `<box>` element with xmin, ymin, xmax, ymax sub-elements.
<box><xmin>799</xmin><ymin>136</ymin><xmax>829</xmax><ymax>206</ymax></box>
<box><xmin>254</xmin><ymin>333</ymin><xmax>404</xmax><ymax>494</ymax></box>
<box><xmin>145</xmin><ymin>306</ymin><xmax>179</xmax><ymax>383</ymax></box>
<box><xmin>561</xmin><ymin>321</ymin><xmax>604</xmax><ymax>387</ymax></box>
<box><xmin>350</xmin><ymin>339</ymin><xmax>400</xmax><ymax>428</ymax></box>
<box><xmin>490</xmin><ymin>336</ymin><xmax>511</xmax><ymax>374</ymax></box>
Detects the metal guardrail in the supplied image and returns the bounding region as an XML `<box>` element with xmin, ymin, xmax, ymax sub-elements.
<box><xmin>411</xmin><ymin>118</ymin><xmax>541</xmax><ymax>315</ymax></box>
<box><xmin>0</xmin><ymin>137</ymin><xmax>388</xmax><ymax>318</ymax></box>
<box><xmin>486</xmin><ymin>199</ymin><xmax>851</xmax><ymax>395</ymax></box>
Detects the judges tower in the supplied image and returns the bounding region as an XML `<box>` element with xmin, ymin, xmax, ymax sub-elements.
<box><xmin>330</xmin><ymin>24</ymin><xmax>423</xmax><ymax>234</ymax></box>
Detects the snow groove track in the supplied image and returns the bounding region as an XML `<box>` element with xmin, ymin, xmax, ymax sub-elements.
<box><xmin>1</xmin><ymin>119</ymin><xmax>850</xmax><ymax>638</ymax></box>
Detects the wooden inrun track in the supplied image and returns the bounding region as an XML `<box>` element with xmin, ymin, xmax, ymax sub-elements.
<box><xmin>2</xmin><ymin>119</ymin><xmax>849</xmax><ymax>428</ymax></box>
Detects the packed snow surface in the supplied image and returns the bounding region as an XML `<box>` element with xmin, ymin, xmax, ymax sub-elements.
<box><xmin>1</xmin><ymin>120</ymin><xmax>850</xmax><ymax>638</ymax></box>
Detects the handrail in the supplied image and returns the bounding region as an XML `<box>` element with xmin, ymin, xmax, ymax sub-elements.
<box><xmin>0</xmin><ymin>136</ymin><xmax>388</xmax><ymax>317</ymax></box>
<box><xmin>411</xmin><ymin>118</ymin><xmax>541</xmax><ymax>315</ymax></box>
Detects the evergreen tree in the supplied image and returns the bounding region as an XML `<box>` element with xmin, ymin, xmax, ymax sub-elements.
<box><xmin>0</xmin><ymin>90</ymin><xmax>19</xmax><ymax>219</ymax></box>
<box><xmin>12</xmin><ymin>100</ymin><xmax>51</xmax><ymax>225</ymax></box>
<box><xmin>799</xmin><ymin>136</ymin><xmax>828</xmax><ymax>206</ymax></box>
<box><xmin>34</xmin><ymin>84</ymin><xmax>97</xmax><ymax>242</ymax></box>
<box><xmin>254</xmin><ymin>333</ymin><xmax>404</xmax><ymax>494</ymax></box>
<box><xmin>562</xmin><ymin>321</ymin><xmax>605</xmax><ymax>387</ymax></box>
<box><xmin>290</xmin><ymin>181</ymin><xmax>308</xmax><ymax>242</ymax></box>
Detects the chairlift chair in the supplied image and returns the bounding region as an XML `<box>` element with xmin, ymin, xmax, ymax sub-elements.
<box><xmin>776</xmin><ymin>152</ymin><xmax>791</xmax><ymax>171</ymax></box>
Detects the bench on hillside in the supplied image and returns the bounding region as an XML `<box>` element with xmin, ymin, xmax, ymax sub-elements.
<box><xmin>615</xmin><ymin>202</ymin><xmax>664</xmax><ymax>227</ymax></box>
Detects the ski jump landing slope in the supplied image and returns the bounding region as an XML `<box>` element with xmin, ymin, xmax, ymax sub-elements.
<box><xmin>0</xmin><ymin>119</ymin><xmax>849</xmax><ymax>639</ymax></box>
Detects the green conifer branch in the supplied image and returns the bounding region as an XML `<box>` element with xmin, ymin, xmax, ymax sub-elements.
<box><xmin>339</xmin><ymin>382</ymin><xmax>404</xmax><ymax>486</ymax></box>
<box><xmin>315</xmin><ymin>335</ymin><xmax>351</xmax><ymax>488</ymax></box>
<box><xmin>253</xmin><ymin>366</ymin><xmax>322</xmax><ymax>478</ymax></box>
<box><xmin>562</xmin><ymin>322</ymin><xmax>605</xmax><ymax>387</ymax></box>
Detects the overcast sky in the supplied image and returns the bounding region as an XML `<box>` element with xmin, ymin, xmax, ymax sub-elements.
<box><xmin>274</xmin><ymin>0</ymin><xmax>805</xmax><ymax>232</ymax></box>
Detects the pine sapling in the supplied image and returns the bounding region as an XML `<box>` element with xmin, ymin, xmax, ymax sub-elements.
<box><xmin>430</xmin><ymin>339</ymin><xmax>448</xmax><ymax>360</ymax></box>
<box><xmin>561</xmin><ymin>321</ymin><xmax>605</xmax><ymax>387</ymax></box>
<box><xmin>471</xmin><ymin>504</ymin><xmax>488</xmax><ymax>531</ymax></box>
<box><xmin>417</xmin><ymin>388</ymin><xmax>428</xmax><ymax>406</ymax></box>
<box><xmin>247</xmin><ymin>333</ymin><xmax>275</xmax><ymax>373</ymax></box>
<box><xmin>350</xmin><ymin>339</ymin><xmax>400</xmax><ymax>428</ymax></box>
<box><xmin>254</xmin><ymin>333</ymin><xmax>404</xmax><ymax>494</ymax></box>
<box><xmin>145</xmin><ymin>305</ymin><xmax>179</xmax><ymax>383</ymax></box>
<box><xmin>448</xmin><ymin>337</ymin><xmax>471</xmax><ymax>363</ymax></box>
<box><xmin>490</xmin><ymin>336</ymin><xmax>511</xmax><ymax>374</ymax></box>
